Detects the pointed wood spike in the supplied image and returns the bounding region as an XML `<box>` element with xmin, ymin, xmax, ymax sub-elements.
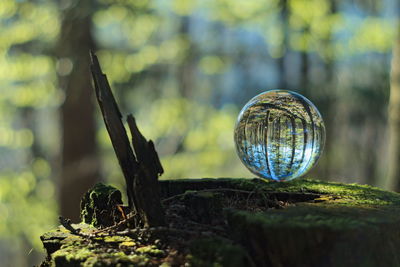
<box><xmin>148</xmin><ymin>140</ymin><xmax>164</xmax><ymax>176</ymax></box>
<box><xmin>90</xmin><ymin>51</ymin><xmax>165</xmax><ymax>227</ymax></box>
<box><xmin>90</xmin><ymin>52</ymin><xmax>123</xmax><ymax>119</ymax></box>
<box><xmin>89</xmin><ymin>51</ymin><xmax>138</xmax><ymax>210</ymax></box>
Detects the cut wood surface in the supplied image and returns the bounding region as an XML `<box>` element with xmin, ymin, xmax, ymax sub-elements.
<box><xmin>41</xmin><ymin>178</ymin><xmax>400</xmax><ymax>267</ymax></box>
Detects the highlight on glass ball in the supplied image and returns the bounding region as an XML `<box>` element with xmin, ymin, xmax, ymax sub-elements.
<box><xmin>234</xmin><ymin>90</ymin><xmax>325</xmax><ymax>182</ymax></box>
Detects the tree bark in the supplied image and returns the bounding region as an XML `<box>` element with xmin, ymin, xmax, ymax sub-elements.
<box><xmin>57</xmin><ymin>0</ymin><xmax>99</xmax><ymax>222</ymax></box>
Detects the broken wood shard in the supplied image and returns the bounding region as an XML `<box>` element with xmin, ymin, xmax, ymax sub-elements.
<box><xmin>89</xmin><ymin>51</ymin><xmax>165</xmax><ymax>227</ymax></box>
<box><xmin>127</xmin><ymin>115</ymin><xmax>164</xmax><ymax>177</ymax></box>
<box><xmin>89</xmin><ymin>51</ymin><xmax>137</xmax><ymax>210</ymax></box>
<box><xmin>127</xmin><ymin>115</ymin><xmax>165</xmax><ymax>227</ymax></box>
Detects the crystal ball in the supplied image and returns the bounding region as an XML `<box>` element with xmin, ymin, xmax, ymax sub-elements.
<box><xmin>234</xmin><ymin>90</ymin><xmax>325</xmax><ymax>181</ymax></box>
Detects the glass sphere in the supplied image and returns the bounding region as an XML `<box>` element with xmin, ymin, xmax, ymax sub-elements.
<box><xmin>234</xmin><ymin>90</ymin><xmax>325</xmax><ymax>181</ymax></box>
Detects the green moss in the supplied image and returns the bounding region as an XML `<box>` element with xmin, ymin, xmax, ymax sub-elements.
<box><xmin>103</xmin><ymin>235</ymin><xmax>133</xmax><ymax>243</ymax></box>
<box><xmin>119</xmin><ymin>241</ymin><xmax>136</xmax><ymax>247</ymax></box>
<box><xmin>189</xmin><ymin>237</ymin><xmax>251</xmax><ymax>267</ymax></box>
<box><xmin>136</xmin><ymin>245</ymin><xmax>166</xmax><ymax>257</ymax></box>
<box><xmin>40</xmin><ymin>221</ymin><xmax>168</xmax><ymax>266</ymax></box>
<box><xmin>52</xmin><ymin>246</ymin><xmax>94</xmax><ymax>266</ymax></box>
<box><xmin>102</xmin><ymin>252</ymin><xmax>149</xmax><ymax>266</ymax></box>
<box><xmin>53</xmin><ymin>247</ymin><xmax>92</xmax><ymax>261</ymax></box>
<box><xmin>48</xmin><ymin>232</ymin><xmax>153</xmax><ymax>267</ymax></box>
<box><xmin>262</xmin><ymin>178</ymin><xmax>399</xmax><ymax>202</ymax></box>
<box><xmin>52</xmin><ymin>247</ymin><xmax>151</xmax><ymax>267</ymax></box>
<box><xmin>161</xmin><ymin>177</ymin><xmax>400</xmax><ymax>208</ymax></box>
<box><xmin>80</xmin><ymin>183</ymin><xmax>123</xmax><ymax>228</ymax></box>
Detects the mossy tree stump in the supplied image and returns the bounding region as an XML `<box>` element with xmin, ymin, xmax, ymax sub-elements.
<box><xmin>41</xmin><ymin>178</ymin><xmax>400</xmax><ymax>267</ymax></box>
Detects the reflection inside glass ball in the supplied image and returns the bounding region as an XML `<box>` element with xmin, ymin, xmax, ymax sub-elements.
<box><xmin>234</xmin><ymin>90</ymin><xmax>325</xmax><ymax>181</ymax></box>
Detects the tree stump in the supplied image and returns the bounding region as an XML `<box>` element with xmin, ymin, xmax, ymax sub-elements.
<box><xmin>40</xmin><ymin>178</ymin><xmax>400</xmax><ymax>267</ymax></box>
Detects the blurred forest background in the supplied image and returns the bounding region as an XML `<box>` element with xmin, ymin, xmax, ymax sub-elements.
<box><xmin>0</xmin><ymin>0</ymin><xmax>399</xmax><ymax>265</ymax></box>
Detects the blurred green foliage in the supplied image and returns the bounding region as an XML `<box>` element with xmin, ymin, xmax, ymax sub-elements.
<box><xmin>0</xmin><ymin>0</ymin><xmax>397</xmax><ymax>265</ymax></box>
<box><xmin>0</xmin><ymin>0</ymin><xmax>60</xmax><ymax>265</ymax></box>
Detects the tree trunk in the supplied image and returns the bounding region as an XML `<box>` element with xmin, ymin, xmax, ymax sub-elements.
<box><xmin>57</xmin><ymin>0</ymin><xmax>99</xmax><ymax>222</ymax></box>
<box><xmin>299</xmin><ymin>51</ymin><xmax>309</xmax><ymax>93</ymax></box>
<box><xmin>178</xmin><ymin>16</ymin><xmax>197</xmax><ymax>99</ymax></box>
<box><xmin>387</xmin><ymin>26</ymin><xmax>400</xmax><ymax>191</ymax></box>
<box><xmin>277</xmin><ymin>0</ymin><xmax>288</xmax><ymax>89</ymax></box>
<box><xmin>308</xmin><ymin>0</ymin><xmax>337</xmax><ymax>181</ymax></box>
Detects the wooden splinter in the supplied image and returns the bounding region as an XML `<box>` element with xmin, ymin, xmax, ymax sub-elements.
<box><xmin>89</xmin><ymin>51</ymin><xmax>165</xmax><ymax>227</ymax></box>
